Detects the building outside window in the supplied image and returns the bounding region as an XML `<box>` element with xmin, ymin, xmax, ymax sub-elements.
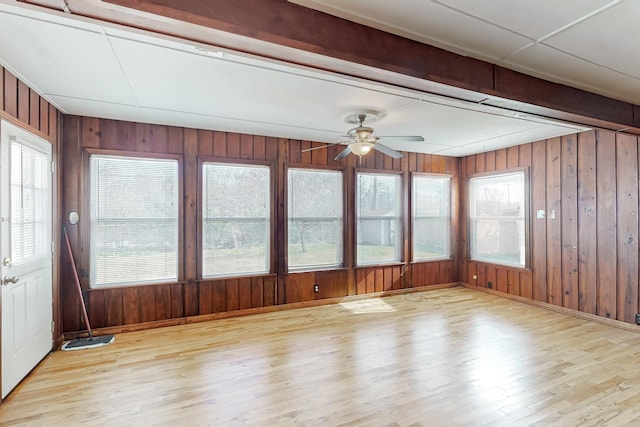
<box><xmin>356</xmin><ymin>172</ymin><xmax>402</xmax><ymax>265</ymax></box>
<box><xmin>469</xmin><ymin>171</ymin><xmax>527</xmax><ymax>267</ymax></box>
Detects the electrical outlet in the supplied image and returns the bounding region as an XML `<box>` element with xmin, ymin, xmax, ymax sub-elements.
<box><xmin>487</xmin><ymin>281</ymin><xmax>493</xmax><ymax>289</ymax></box>
<box><xmin>472</xmin><ymin>274</ymin><xmax>478</xmax><ymax>280</ymax></box>
<box><xmin>314</xmin><ymin>284</ymin><xmax>319</xmax><ymax>293</ymax></box>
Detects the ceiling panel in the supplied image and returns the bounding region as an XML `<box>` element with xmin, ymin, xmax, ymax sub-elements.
<box><xmin>543</xmin><ymin>1</ymin><xmax>640</xmax><ymax>79</ymax></box>
<box><xmin>0</xmin><ymin>8</ymin><xmax>135</xmax><ymax>107</ymax></box>
<box><xmin>434</xmin><ymin>0</ymin><xmax>618</xmax><ymax>40</ymax></box>
<box><xmin>108</xmin><ymin>32</ymin><xmax>425</xmax><ymax>140</ymax></box>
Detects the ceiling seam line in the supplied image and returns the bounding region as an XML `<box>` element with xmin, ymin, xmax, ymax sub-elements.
<box><xmin>100</xmin><ymin>26</ymin><xmax>142</xmax><ymax>113</ymax></box>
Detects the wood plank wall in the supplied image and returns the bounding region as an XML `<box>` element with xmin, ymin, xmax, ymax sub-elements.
<box><xmin>461</xmin><ymin>129</ymin><xmax>640</xmax><ymax>324</ymax></box>
<box><xmin>0</xmin><ymin>66</ymin><xmax>62</xmax><ymax>339</ymax></box>
<box><xmin>61</xmin><ymin>116</ymin><xmax>459</xmax><ymax>332</ymax></box>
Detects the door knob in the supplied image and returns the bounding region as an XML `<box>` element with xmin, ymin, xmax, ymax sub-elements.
<box><xmin>3</xmin><ymin>256</ymin><xmax>11</xmax><ymax>267</ymax></box>
<box><xmin>2</xmin><ymin>276</ymin><xmax>19</xmax><ymax>285</ymax></box>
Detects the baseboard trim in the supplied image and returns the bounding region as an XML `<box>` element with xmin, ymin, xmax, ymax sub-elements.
<box><xmin>462</xmin><ymin>283</ymin><xmax>640</xmax><ymax>334</ymax></box>
<box><xmin>62</xmin><ymin>282</ymin><xmax>460</xmax><ymax>341</ymax></box>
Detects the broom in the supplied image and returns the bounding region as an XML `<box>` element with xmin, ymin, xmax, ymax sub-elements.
<box><xmin>61</xmin><ymin>227</ymin><xmax>114</xmax><ymax>351</ymax></box>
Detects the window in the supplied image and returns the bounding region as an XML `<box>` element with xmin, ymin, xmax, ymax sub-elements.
<box><xmin>11</xmin><ymin>140</ymin><xmax>51</xmax><ymax>265</ymax></box>
<box><xmin>469</xmin><ymin>171</ymin><xmax>527</xmax><ymax>267</ymax></box>
<box><xmin>356</xmin><ymin>173</ymin><xmax>402</xmax><ymax>265</ymax></box>
<box><xmin>202</xmin><ymin>163</ymin><xmax>270</xmax><ymax>277</ymax></box>
<box><xmin>412</xmin><ymin>174</ymin><xmax>451</xmax><ymax>260</ymax></box>
<box><xmin>288</xmin><ymin>168</ymin><xmax>343</xmax><ymax>270</ymax></box>
<box><xmin>90</xmin><ymin>155</ymin><xmax>179</xmax><ymax>287</ymax></box>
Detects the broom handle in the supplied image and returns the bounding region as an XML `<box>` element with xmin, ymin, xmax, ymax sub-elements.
<box><xmin>63</xmin><ymin>227</ymin><xmax>93</xmax><ymax>338</ymax></box>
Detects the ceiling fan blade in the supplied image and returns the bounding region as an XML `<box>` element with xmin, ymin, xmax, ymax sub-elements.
<box><xmin>378</xmin><ymin>135</ymin><xmax>425</xmax><ymax>142</ymax></box>
<box><xmin>373</xmin><ymin>143</ymin><xmax>403</xmax><ymax>159</ymax></box>
<box><xmin>334</xmin><ymin>146</ymin><xmax>352</xmax><ymax>160</ymax></box>
<box><xmin>301</xmin><ymin>141</ymin><xmax>349</xmax><ymax>153</ymax></box>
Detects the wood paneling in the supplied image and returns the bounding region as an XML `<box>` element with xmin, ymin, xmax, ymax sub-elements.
<box><xmin>461</xmin><ymin>130</ymin><xmax>640</xmax><ymax>325</ymax></box>
<box><xmin>561</xmin><ymin>135</ymin><xmax>578</xmax><ymax>310</ymax></box>
<box><xmin>596</xmin><ymin>130</ymin><xmax>617</xmax><ymax>319</ymax></box>
<box><xmin>577</xmin><ymin>131</ymin><xmax>597</xmax><ymax>314</ymax></box>
<box><xmin>61</xmin><ymin>117</ymin><xmax>459</xmax><ymax>333</ymax></box>
<box><xmin>531</xmin><ymin>140</ymin><xmax>547</xmax><ymax>302</ymax></box>
<box><xmin>615</xmin><ymin>133</ymin><xmax>638</xmax><ymax>324</ymax></box>
<box><xmin>546</xmin><ymin>138</ymin><xmax>562</xmax><ymax>305</ymax></box>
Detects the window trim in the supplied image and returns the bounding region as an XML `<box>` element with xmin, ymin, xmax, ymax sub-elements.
<box><xmin>198</xmin><ymin>156</ymin><xmax>275</xmax><ymax>279</ymax></box>
<box><xmin>355</xmin><ymin>169</ymin><xmax>404</xmax><ymax>267</ymax></box>
<box><xmin>84</xmin><ymin>149</ymin><xmax>184</xmax><ymax>288</ymax></box>
<box><xmin>467</xmin><ymin>167</ymin><xmax>530</xmax><ymax>269</ymax></box>
<box><xmin>286</xmin><ymin>165</ymin><xmax>346</xmax><ymax>273</ymax></box>
<box><xmin>410</xmin><ymin>172</ymin><xmax>453</xmax><ymax>263</ymax></box>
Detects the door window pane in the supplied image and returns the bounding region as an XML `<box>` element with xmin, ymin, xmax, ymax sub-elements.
<box><xmin>11</xmin><ymin>142</ymin><xmax>50</xmax><ymax>265</ymax></box>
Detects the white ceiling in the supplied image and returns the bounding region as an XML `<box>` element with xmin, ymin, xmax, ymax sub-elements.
<box><xmin>0</xmin><ymin>1</ymin><xmax>602</xmax><ymax>157</ymax></box>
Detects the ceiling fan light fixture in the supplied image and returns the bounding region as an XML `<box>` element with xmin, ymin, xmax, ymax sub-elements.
<box><xmin>350</xmin><ymin>141</ymin><xmax>374</xmax><ymax>156</ymax></box>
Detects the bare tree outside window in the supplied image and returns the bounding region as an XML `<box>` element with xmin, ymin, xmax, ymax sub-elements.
<box><xmin>288</xmin><ymin>168</ymin><xmax>343</xmax><ymax>270</ymax></box>
<box><xmin>412</xmin><ymin>175</ymin><xmax>451</xmax><ymax>260</ymax></box>
<box><xmin>202</xmin><ymin>163</ymin><xmax>270</xmax><ymax>277</ymax></box>
<box><xmin>356</xmin><ymin>173</ymin><xmax>402</xmax><ymax>265</ymax></box>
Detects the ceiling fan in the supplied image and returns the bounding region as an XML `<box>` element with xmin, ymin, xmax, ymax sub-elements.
<box><xmin>303</xmin><ymin>111</ymin><xmax>425</xmax><ymax>160</ymax></box>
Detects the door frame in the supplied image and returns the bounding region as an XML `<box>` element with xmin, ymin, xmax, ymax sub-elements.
<box><xmin>0</xmin><ymin>117</ymin><xmax>58</xmax><ymax>401</ymax></box>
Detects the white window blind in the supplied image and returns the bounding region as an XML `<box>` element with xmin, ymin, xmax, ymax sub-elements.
<box><xmin>469</xmin><ymin>171</ymin><xmax>526</xmax><ymax>267</ymax></box>
<box><xmin>11</xmin><ymin>142</ymin><xmax>50</xmax><ymax>264</ymax></box>
<box><xmin>288</xmin><ymin>168</ymin><xmax>343</xmax><ymax>270</ymax></box>
<box><xmin>356</xmin><ymin>173</ymin><xmax>402</xmax><ymax>265</ymax></box>
<box><xmin>412</xmin><ymin>175</ymin><xmax>451</xmax><ymax>260</ymax></box>
<box><xmin>90</xmin><ymin>155</ymin><xmax>179</xmax><ymax>287</ymax></box>
<box><xmin>202</xmin><ymin>163</ymin><xmax>270</xmax><ymax>277</ymax></box>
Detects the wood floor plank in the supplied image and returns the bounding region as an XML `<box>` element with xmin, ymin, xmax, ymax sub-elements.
<box><xmin>3</xmin><ymin>287</ymin><xmax>640</xmax><ymax>426</ymax></box>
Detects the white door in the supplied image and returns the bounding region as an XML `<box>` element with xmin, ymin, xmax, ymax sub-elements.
<box><xmin>1</xmin><ymin>120</ymin><xmax>53</xmax><ymax>399</ymax></box>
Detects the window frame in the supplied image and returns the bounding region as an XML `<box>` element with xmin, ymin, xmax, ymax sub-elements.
<box><xmin>467</xmin><ymin>168</ymin><xmax>530</xmax><ymax>269</ymax></box>
<box><xmin>198</xmin><ymin>157</ymin><xmax>275</xmax><ymax>279</ymax></box>
<box><xmin>411</xmin><ymin>172</ymin><xmax>453</xmax><ymax>262</ymax></box>
<box><xmin>355</xmin><ymin>169</ymin><xmax>404</xmax><ymax>267</ymax></box>
<box><xmin>285</xmin><ymin>164</ymin><xmax>346</xmax><ymax>273</ymax></box>
<box><xmin>84</xmin><ymin>149</ymin><xmax>184</xmax><ymax>288</ymax></box>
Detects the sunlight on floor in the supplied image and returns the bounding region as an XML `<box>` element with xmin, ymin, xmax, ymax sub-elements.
<box><xmin>339</xmin><ymin>298</ymin><xmax>397</xmax><ymax>314</ymax></box>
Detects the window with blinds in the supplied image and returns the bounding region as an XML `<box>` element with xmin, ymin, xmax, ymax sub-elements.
<box><xmin>412</xmin><ymin>174</ymin><xmax>451</xmax><ymax>261</ymax></box>
<box><xmin>11</xmin><ymin>141</ymin><xmax>51</xmax><ymax>265</ymax></box>
<box><xmin>202</xmin><ymin>163</ymin><xmax>270</xmax><ymax>277</ymax></box>
<box><xmin>469</xmin><ymin>171</ymin><xmax>527</xmax><ymax>267</ymax></box>
<box><xmin>288</xmin><ymin>168</ymin><xmax>343</xmax><ymax>270</ymax></box>
<box><xmin>356</xmin><ymin>173</ymin><xmax>402</xmax><ymax>265</ymax></box>
<box><xmin>90</xmin><ymin>155</ymin><xmax>179</xmax><ymax>287</ymax></box>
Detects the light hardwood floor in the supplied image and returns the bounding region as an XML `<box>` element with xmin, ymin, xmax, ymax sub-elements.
<box><xmin>3</xmin><ymin>287</ymin><xmax>640</xmax><ymax>426</ymax></box>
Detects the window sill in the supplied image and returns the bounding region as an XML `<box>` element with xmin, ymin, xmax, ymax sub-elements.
<box><xmin>467</xmin><ymin>259</ymin><xmax>531</xmax><ymax>273</ymax></box>
<box><xmin>411</xmin><ymin>257</ymin><xmax>453</xmax><ymax>264</ymax></box>
<box><xmin>354</xmin><ymin>262</ymin><xmax>406</xmax><ymax>270</ymax></box>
